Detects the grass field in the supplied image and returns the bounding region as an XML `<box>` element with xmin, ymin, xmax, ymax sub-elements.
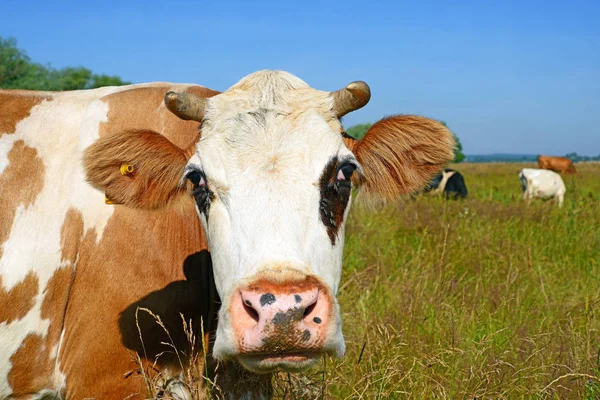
<box><xmin>138</xmin><ymin>163</ymin><xmax>600</xmax><ymax>399</ymax></box>
<box><xmin>272</xmin><ymin>163</ymin><xmax>600</xmax><ymax>399</ymax></box>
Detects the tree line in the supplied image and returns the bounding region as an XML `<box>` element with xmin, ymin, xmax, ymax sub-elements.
<box><xmin>563</xmin><ymin>152</ymin><xmax>600</xmax><ymax>162</ymax></box>
<box><xmin>0</xmin><ymin>37</ymin><xmax>129</xmax><ymax>91</ymax></box>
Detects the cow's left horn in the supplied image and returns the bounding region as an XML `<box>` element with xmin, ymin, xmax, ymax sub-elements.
<box><xmin>331</xmin><ymin>81</ymin><xmax>371</xmax><ymax>118</ymax></box>
<box><xmin>164</xmin><ymin>91</ymin><xmax>207</xmax><ymax>122</ymax></box>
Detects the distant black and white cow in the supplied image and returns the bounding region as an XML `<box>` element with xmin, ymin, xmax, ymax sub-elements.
<box><xmin>424</xmin><ymin>168</ymin><xmax>468</xmax><ymax>199</ymax></box>
<box><xmin>519</xmin><ymin>168</ymin><xmax>566</xmax><ymax>207</ymax></box>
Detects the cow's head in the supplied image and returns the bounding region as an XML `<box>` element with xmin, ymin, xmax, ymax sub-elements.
<box><xmin>84</xmin><ymin>71</ymin><xmax>454</xmax><ymax>373</ymax></box>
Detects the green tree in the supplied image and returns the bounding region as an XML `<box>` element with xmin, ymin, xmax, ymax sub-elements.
<box><xmin>440</xmin><ymin>121</ymin><xmax>465</xmax><ymax>163</ymax></box>
<box><xmin>345</xmin><ymin>123</ymin><xmax>372</xmax><ymax>140</ymax></box>
<box><xmin>0</xmin><ymin>37</ymin><xmax>130</xmax><ymax>91</ymax></box>
<box><xmin>453</xmin><ymin>134</ymin><xmax>465</xmax><ymax>163</ymax></box>
<box><xmin>54</xmin><ymin>67</ymin><xmax>93</xmax><ymax>90</ymax></box>
<box><xmin>0</xmin><ymin>37</ymin><xmax>50</xmax><ymax>89</ymax></box>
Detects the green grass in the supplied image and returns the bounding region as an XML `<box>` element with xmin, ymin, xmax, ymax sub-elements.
<box><xmin>131</xmin><ymin>163</ymin><xmax>600</xmax><ymax>399</ymax></box>
<box><xmin>273</xmin><ymin>162</ymin><xmax>600</xmax><ymax>399</ymax></box>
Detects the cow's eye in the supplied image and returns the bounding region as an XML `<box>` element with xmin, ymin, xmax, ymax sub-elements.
<box><xmin>336</xmin><ymin>163</ymin><xmax>356</xmax><ymax>182</ymax></box>
<box><xmin>186</xmin><ymin>170</ymin><xmax>211</xmax><ymax>214</ymax></box>
<box><xmin>186</xmin><ymin>170</ymin><xmax>206</xmax><ymax>187</ymax></box>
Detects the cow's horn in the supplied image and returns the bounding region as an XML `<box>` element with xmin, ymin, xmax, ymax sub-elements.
<box><xmin>164</xmin><ymin>91</ymin><xmax>207</xmax><ymax>122</ymax></box>
<box><xmin>331</xmin><ymin>81</ymin><xmax>371</xmax><ymax>118</ymax></box>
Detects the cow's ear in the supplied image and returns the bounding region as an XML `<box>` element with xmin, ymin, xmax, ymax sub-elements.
<box><xmin>345</xmin><ymin>115</ymin><xmax>455</xmax><ymax>202</ymax></box>
<box><xmin>84</xmin><ymin>130</ymin><xmax>190</xmax><ymax>209</ymax></box>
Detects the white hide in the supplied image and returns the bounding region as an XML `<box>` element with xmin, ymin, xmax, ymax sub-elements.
<box><xmin>520</xmin><ymin>168</ymin><xmax>566</xmax><ymax>207</ymax></box>
<box><xmin>186</xmin><ymin>71</ymin><xmax>355</xmax><ymax>360</ymax></box>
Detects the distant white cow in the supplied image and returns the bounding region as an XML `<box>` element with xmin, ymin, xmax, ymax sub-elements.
<box><xmin>519</xmin><ymin>168</ymin><xmax>566</xmax><ymax>207</ymax></box>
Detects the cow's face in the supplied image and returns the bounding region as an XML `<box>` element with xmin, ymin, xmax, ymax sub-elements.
<box><xmin>183</xmin><ymin>73</ymin><xmax>360</xmax><ymax>370</ymax></box>
<box><xmin>84</xmin><ymin>70</ymin><xmax>455</xmax><ymax>373</ymax></box>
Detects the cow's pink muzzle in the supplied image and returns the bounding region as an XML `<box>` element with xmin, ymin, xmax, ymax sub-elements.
<box><xmin>230</xmin><ymin>276</ymin><xmax>334</xmax><ymax>372</ymax></box>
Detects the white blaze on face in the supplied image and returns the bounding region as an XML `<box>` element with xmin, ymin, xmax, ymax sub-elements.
<box><xmin>183</xmin><ymin>71</ymin><xmax>356</xmax><ymax>359</ymax></box>
<box><xmin>198</xmin><ymin>111</ymin><xmax>352</xmax><ymax>295</ymax></box>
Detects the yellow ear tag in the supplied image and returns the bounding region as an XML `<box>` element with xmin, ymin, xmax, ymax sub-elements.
<box><xmin>105</xmin><ymin>164</ymin><xmax>134</xmax><ymax>204</ymax></box>
<box><xmin>105</xmin><ymin>195</ymin><xmax>117</xmax><ymax>205</ymax></box>
<box><xmin>120</xmin><ymin>164</ymin><xmax>134</xmax><ymax>175</ymax></box>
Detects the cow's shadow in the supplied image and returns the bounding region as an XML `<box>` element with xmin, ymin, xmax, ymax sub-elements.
<box><xmin>118</xmin><ymin>250</ymin><xmax>220</xmax><ymax>367</ymax></box>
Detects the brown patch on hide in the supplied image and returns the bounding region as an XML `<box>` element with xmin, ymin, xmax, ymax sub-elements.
<box><xmin>0</xmin><ymin>91</ymin><xmax>51</xmax><ymax>135</ymax></box>
<box><xmin>41</xmin><ymin>266</ymin><xmax>75</xmax><ymax>357</ymax></box>
<box><xmin>7</xmin><ymin>334</ymin><xmax>52</xmax><ymax>397</ymax></box>
<box><xmin>99</xmin><ymin>85</ymin><xmax>219</xmax><ymax>149</ymax></box>
<box><xmin>346</xmin><ymin>115</ymin><xmax>455</xmax><ymax>202</ymax></box>
<box><xmin>0</xmin><ymin>140</ymin><xmax>46</xmax><ymax>260</ymax></box>
<box><xmin>60</xmin><ymin>208</ymin><xmax>85</xmax><ymax>264</ymax></box>
<box><xmin>186</xmin><ymin>85</ymin><xmax>220</xmax><ymax>101</ymax></box>
<box><xmin>59</xmin><ymin>200</ymin><xmax>211</xmax><ymax>399</ymax></box>
<box><xmin>0</xmin><ymin>272</ymin><xmax>39</xmax><ymax>324</ymax></box>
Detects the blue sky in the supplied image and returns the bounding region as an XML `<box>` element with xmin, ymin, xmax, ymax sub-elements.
<box><xmin>2</xmin><ymin>0</ymin><xmax>599</xmax><ymax>155</ymax></box>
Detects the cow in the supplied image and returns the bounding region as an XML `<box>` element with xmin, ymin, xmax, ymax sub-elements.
<box><xmin>537</xmin><ymin>155</ymin><xmax>577</xmax><ymax>174</ymax></box>
<box><xmin>423</xmin><ymin>168</ymin><xmax>468</xmax><ymax>199</ymax></box>
<box><xmin>519</xmin><ymin>168</ymin><xmax>566</xmax><ymax>207</ymax></box>
<box><xmin>0</xmin><ymin>70</ymin><xmax>455</xmax><ymax>399</ymax></box>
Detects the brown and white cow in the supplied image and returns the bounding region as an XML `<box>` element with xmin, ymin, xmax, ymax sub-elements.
<box><xmin>1</xmin><ymin>70</ymin><xmax>454</xmax><ymax>399</ymax></box>
<box><xmin>538</xmin><ymin>155</ymin><xmax>577</xmax><ymax>174</ymax></box>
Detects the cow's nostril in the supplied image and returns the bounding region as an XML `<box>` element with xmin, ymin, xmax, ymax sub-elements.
<box><xmin>303</xmin><ymin>299</ymin><xmax>317</xmax><ymax>318</ymax></box>
<box><xmin>243</xmin><ymin>300</ymin><xmax>260</xmax><ymax>323</ymax></box>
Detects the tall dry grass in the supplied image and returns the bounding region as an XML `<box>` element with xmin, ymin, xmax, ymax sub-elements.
<box><xmin>127</xmin><ymin>307</ymin><xmax>222</xmax><ymax>400</ymax></box>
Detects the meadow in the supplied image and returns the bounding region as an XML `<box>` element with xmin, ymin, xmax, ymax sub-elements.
<box><xmin>272</xmin><ymin>162</ymin><xmax>600</xmax><ymax>399</ymax></box>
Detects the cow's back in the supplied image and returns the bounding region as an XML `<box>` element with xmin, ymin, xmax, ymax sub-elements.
<box><xmin>538</xmin><ymin>155</ymin><xmax>576</xmax><ymax>174</ymax></box>
<box><xmin>521</xmin><ymin>168</ymin><xmax>565</xmax><ymax>198</ymax></box>
<box><xmin>0</xmin><ymin>83</ymin><xmax>219</xmax><ymax>399</ymax></box>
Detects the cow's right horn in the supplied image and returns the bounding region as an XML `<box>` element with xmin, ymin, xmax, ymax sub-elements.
<box><xmin>165</xmin><ymin>91</ymin><xmax>207</xmax><ymax>122</ymax></box>
<box><xmin>331</xmin><ymin>81</ymin><xmax>371</xmax><ymax>118</ymax></box>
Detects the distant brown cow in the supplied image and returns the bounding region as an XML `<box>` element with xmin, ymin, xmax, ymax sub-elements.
<box><xmin>537</xmin><ymin>155</ymin><xmax>577</xmax><ymax>174</ymax></box>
